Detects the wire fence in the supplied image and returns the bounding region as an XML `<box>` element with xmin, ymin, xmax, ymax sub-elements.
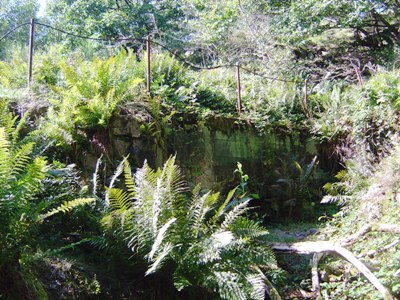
<box><xmin>1</xmin><ymin>19</ymin><xmax>304</xmax><ymax>114</ymax></box>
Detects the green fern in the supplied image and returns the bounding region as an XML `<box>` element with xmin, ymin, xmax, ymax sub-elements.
<box><xmin>0</xmin><ymin>102</ymin><xmax>102</xmax><ymax>298</ymax></box>
<box><xmin>101</xmin><ymin>156</ymin><xmax>277</xmax><ymax>299</ymax></box>
<box><xmin>37</xmin><ymin>51</ymin><xmax>143</xmax><ymax>149</ymax></box>
<box><xmin>39</xmin><ymin>198</ymin><xmax>95</xmax><ymax>220</ymax></box>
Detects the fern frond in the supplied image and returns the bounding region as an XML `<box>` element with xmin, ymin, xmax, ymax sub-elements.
<box><xmin>246</xmin><ymin>271</ymin><xmax>267</xmax><ymax>300</ymax></box>
<box><xmin>107</xmin><ymin>188</ymin><xmax>132</xmax><ymax>210</ymax></box>
<box><xmin>173</xmin><ymin>272</ymin><xmax>192</xmax><ymax>291</ymax></box>
<box><xmin>9</xmin><ymin>142</ymin><xmax>34</xmax><ymax>175</ymax></box>
<box><xmin>213</xmin><ymin>271</ymin><xmax>247</xmax><ymax>300</ymax></box>
<box><xmin>0</xmin><ymin>100</ymin><xmax>18</xmax><ymax>135</ymax></box>
<box><xmin>152</xmin><ymin>177</ymin><xmax>165</xmax><ymax>233</ymax></box>
<box><xmin>15</xmin><ymin>157</ymin><xmax>47</xmax><ymax>195</ymax></box>
<box><xmin>236</xmin><ymin>246</ymin><xmax>277</xmax><ymax>269</ymax></box>
<box><xmin>40</xmin><ymin>198</ymin><xmax>95</xmax><ymax>220</ymax></box>
<box><xmin>232</xmin><ymin>217</ymin><xmax>269</xmax><ymax>240</ymax></box>
<box><xmin>301</xmin><ymin>155</ymin><xmax>318</xmax><ymax>184</ymax></box>
<box><xmin>160</xmin><ymin>156</ymin><xmax>186</xmax><ymax>197</ymax></box>
<box><xmin>127</xmin><ymin>226</ymin><xmax>153</xmax><ymax>253</ymax></box>
<box><xmin>123</xmin><ymin>157</ymin><xmax>135</xmax><ymax>194</ymax></box>
<box><xmin>92</xmin><ymin>155</ymin><xmax>102</xmax><ymax>196</ymax></box>
<box><xmin>215</xmin><ymin>186</ymin><xmax>238</xmax><ymax>218</ymax></box>
<box><xmin>10</xmin><ymin>109</ymin><xmax>29</xmax><ymax>144</ymax></box>
<box><xmin>148</xmin><ymin>217</ymin><xmax>176</xmax><ymax>261</ymax></box>
<box><xmin>188</xmin><ymin>190</ymin><xmax>213</xmax><ymax>236</ymax></box>
<box><xmin>134</xmin><ymin>160</ymin><xmax>157</xmax><ymax>202</ymax></box>
<box><xmin>105</xmin><ymin>158</ymin><xmax>126</xmax><ymax>206</ymax></box>
<box><xmin>29</xmin><ymin>239</ymin><xmax>91</xmax><ymax>263</ymax></box>
<box><xmin>89</xmin><ymin>236</ymin><xmax>109</xmax><ymax>251</ymax></box>
<box><xmin>199</xmin><ymin>231</ymin><xmax>235</xmax><ymax>263</ymax></box>
<box><xmin>221</xmin><ymin>199</ymin><xmax>250</xmax><ymax>230</ymax></box>
<box><xmin>0</xmin><ymin>127</ymin><xmax>11</xmax><ymax>179</ymax></box>
<box><xmin>145</xmin><ymin>242</ymin><xmax>174</xmax><ymax>276</ymax></box>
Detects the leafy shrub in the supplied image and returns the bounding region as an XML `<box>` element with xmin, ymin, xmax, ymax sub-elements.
<box><xmin>0</xmin><ymin>46</ymin><xmax>27</xmax><ymax>89</ymax></box>
<box><xmin>241</xmin><ymin>78</ymin><xmax>305</xmax><ymax>129</ymax></box>
<box><xmin>147</xmin><ymin>53</ymin><xmax>236</xmax><ymax>114</ymax></box>
<box><xmin>365</xmin><ymin>70</ymin><xmax>400</xmax><ymax>109</ymax></box>
<box><xmin>310</xmin><ymin>70</ymin><xmax>399</xmax><ymax>171</ymax></box>
<box><xmin>319</xmin><ymin>139</ymin><xmax>400</xmax><ymax>299</ymax></box>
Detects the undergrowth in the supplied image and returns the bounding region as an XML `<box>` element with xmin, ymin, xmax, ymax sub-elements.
<box><xmin>317</xmin><ymin>139</ymin><xmax>400</xmax><ymax>299</ymax></box>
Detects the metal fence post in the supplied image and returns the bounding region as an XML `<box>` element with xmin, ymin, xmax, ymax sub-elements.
<box><xmin>303</xmin><ymin>77</ymin><xmax>313</xmax><ymax>118</ymax></box>
<box><xmin>28</xmin><ymin>18</ymin><xmax>35</xmax><ymax>86</ymax></box>
<box><xmin>236</xmin><ymin>62</ymin><xmax>242</xmax><ymax>115</ymax></box>
<box><xmin>146</xmin><ymin>35</ymin><xmax>151</xmax><ymax>97</ymax></box>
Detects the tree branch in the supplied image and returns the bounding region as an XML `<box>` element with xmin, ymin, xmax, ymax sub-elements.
<box><xmin>342</xmin><ymin>223</ymin><xmax>400</xmax><ymax>246</ymax></box>
<box><xmin>311</xmin><ymin>253</ymin><xmax>322</xmax><ymax>295</ymax></box>
<box><xmin>358</xmin><ymin>238</ymin><xmax>400</xmax><ymax>259</ymax></box>
<box><xmin>271</xmin><ymin>241</ymin><xmax>394</xmax><ymax>300</ymax></box>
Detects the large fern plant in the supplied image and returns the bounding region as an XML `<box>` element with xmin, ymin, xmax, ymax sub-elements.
<box><xmin>101</xmin><ymin>156</ymin><xmax>277</xmax><ymax>299</ymax></box>
<box><xmin>0</xmin><ymin>126</ymin><xmax>94</xmax><ymax>263</ymax></box>
<box><xmin>38</xmin><ymin>51</ymin><xmax>143</xmax><ymax>148</ymax></box>
<box><xmin>0</xmin><ymin>100</ymin><xmax>95</xmax><ymax>275</ymax></box>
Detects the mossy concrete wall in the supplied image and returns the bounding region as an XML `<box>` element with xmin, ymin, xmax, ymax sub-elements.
<box><xmin>106</xmin><ymin>109</ymin><xmax>328</xmax><ymax>220</ymax></box>
<box><xmin>166</xmin><ymin>116</ymin><xmax>317</xmax><ymax>192</ymax></box>
<box><xmin>108</xmin><ymin>109</ymin><xmax>316</xmax><ymax>188</ymax></box>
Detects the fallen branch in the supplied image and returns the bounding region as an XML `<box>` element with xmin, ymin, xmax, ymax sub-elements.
<box><xmin>271</xmin><ymin>241</ymin><xmax>393</xmax><ymax>300</ymax></box>
<box><xmin>342</xmin><ymin>223</ymin><xmax>400</xmax><ymax>246</ymax></box>
<box><xmin>358</xmin><ymin>238</ymin><xmax>400</xmax><ymax>259</ymax></box>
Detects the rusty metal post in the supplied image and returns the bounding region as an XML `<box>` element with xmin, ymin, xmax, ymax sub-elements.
<box><xmin>146</xmin><ymin>36</ymin><xmax>151</xmax><ymax>97</ymax></box>
<box><xmin>28</xmin><ymin>18</ymin><xmax>35</xmax><ymax>86</ymax></box>
<box><xmin>236</xmin><ymin>62</ymin><xmax>242</xmax><ymax>115</ymax></box>
<box><xmin>303</xmin><ymin>77</ymin><xmax>312</xmax><ymax>118</ymax></box>
<box><xmin>304</xmin><ymin>78</ymin><xmax>308</xmax><ymax>108</ymax></box>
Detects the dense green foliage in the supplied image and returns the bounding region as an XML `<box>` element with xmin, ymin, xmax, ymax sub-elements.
<box><xmin>100</xmin><ymin>156</ymin><xmax>277</xmax><ymax>299</ymax></box>
<box><xmin>0</xmin><ymin>0</ymin><xmax>399</xmax><ymax>298</ymax></box>
<box><xmin>0</xmin><ymin>0</ymin><xmax>38</xmax><ymax>58</ymax></box>
<box><xmin>0</xmin><ymin>100</ymin><xmax>95</xmax><ymax>298</ymax></box>
<box><xmin>319</xmin><ymin>139</ymin><xmax>400</xmax><ymax>299</ymax></box>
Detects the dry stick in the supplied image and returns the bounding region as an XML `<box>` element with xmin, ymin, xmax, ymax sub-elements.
<box><xmin>358</xmin><ymin>238</ymin><xmax>400</xmax><ymax>259</ymax></box>
<box><xmin>271</xmin><ymin>241</ymin><xmax>394</xmax><ymax>300</ymax></box>
<box><xmin>342</xmin><ymin>223</ymin><xmax>400</xmax><ymax>246</ymax></box>
<box><xmin>350</xmin><ymin>59</ymin><xmax>364</xmax><ymax>88</ymax></box>
<box><xmin>264</xmin><ymin>276</ymin><xmax>282</xmax><ymax>300</ymax></box>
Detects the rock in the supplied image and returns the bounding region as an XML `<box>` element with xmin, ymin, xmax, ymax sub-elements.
<box><xmin>360</xmin><ymin>184</ymin><xmax>385</xmax><ymax>221</ymax></box>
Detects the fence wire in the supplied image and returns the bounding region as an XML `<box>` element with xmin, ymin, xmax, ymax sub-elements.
<box><xmin>1</xmin><ymin>20</ymin><xmax>300</xmax><ymax>84</ymax></box>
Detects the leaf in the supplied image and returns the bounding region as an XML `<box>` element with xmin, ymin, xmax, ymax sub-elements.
<box><xmin>221</xmin><ymin>199</ymin><xmax>250</xmax><ymax>230</ymax></box>
<box><xmin>246</xmin><ymin>272</ymin><xmax>266</xmax><ymax>300</ymax></box>
<box><xmin>105</xmin><ymin>158</ymin><xmax>126</xmax><ymax>206</ymax></box>
<box><xmin>216</xmin><ymin>186</ymin><xmax>238</xmax><ymax>218</ymax></box>
<box><xmin>148</xmin><ymin>217</ymin><xmax>176</xmax><ymax>261</ymax></box>
<box><xmin>40</xmin><ymin>198</ymin><xmax>95</xmax><ymax>220</ymax></box>
<box><xmin>145</xmin><ymin>242</ymin><xmax>174</xmax><ymax>276</ymax></box>
<box><xmin>107</xmin><ymin>188</ymin><xmax>132</xmax><ymax>210</ymax></box>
